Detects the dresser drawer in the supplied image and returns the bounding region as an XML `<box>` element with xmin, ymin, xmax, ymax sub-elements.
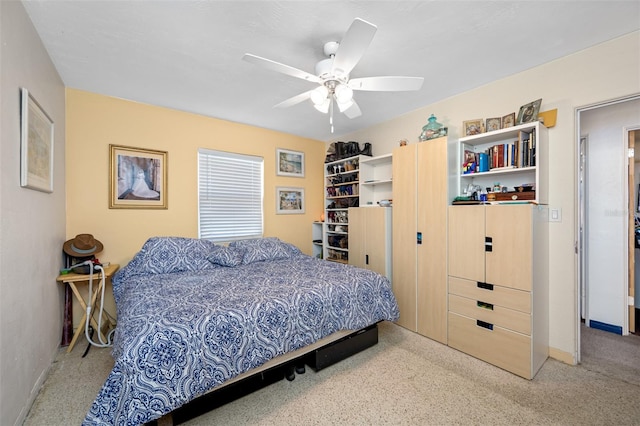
<box><xmin>448</xmin><ymin>276</ymin><xmax>531</xmax><ymax>313</ymax></box>
<box><xmin>448</xmin><ymin>311</ymin><xmax>532</xmax><ymax>379</ymax></box>
<box><xmin>449</xmin><ymin>293</ymin><xmax>531</xmax><ymax>335</ymax></box>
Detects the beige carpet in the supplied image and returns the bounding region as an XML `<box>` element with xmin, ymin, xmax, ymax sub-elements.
<box><xmin>24</xmin><ymin>322</ymin><xmax>640</xmax><ymax>425</ymax></box>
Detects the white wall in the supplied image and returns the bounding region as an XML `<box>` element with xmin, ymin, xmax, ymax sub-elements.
<box><xmin>341</xmin><ymin>31</ymin><xmax>640</xmax><ymax>363</ymax></box>
<box><xmin>582</xmin><ymin>99</ymin><xmax>640</xmax><ymax>329</ymax></box>
<box><xmin>0</xmin><ymin>2</ymin><xmax>66</xmax><ymax>424</ymax></box>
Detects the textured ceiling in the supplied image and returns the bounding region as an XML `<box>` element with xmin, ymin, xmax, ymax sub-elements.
<box><xmin>22</xmin><ymin>1</ymin><xmax>640</xmax><ymax>142</ymax></box>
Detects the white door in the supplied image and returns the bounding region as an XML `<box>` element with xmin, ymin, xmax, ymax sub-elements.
<box><xmin>579</xmin><ymin>97</ymin><xmax>640</xmax><ymax>336</ymax></box>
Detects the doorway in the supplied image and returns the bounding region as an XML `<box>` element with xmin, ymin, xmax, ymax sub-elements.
<box><xmin>577</xmin><ymin>96</ymin><xmax>640</xmax><ymax>358</ymax></box>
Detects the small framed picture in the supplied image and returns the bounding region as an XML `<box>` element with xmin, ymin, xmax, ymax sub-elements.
<box><xmin>276</xmin><ymin>186</ymin><xmax>305</xmax><ymax>214</ymax></box>
<box><xmin>20</xmin><ymin>88</ymin><xmax>54</xmax><ymax>193</ymax></box>
<box><xmin>463</xmin><ymin>119</ymin><xmax>483</xmax><ymax>136</ymax></box>
<box><xmin>517</xmin><ymin>99</ymin><xmax>542</xmax><ymax>124</ymax></box>
<box><xmin>502</xmin><ymin>113</ymin><xmax>516</xmax><ymax>128</ymax></box>
<box><xmin>109</xmin><ymin>144</ymin><xmax>168</xmax><ymax>209</ymax></box>
<box><xmin>485</xmin><ymin>117</ymin><xmax>501</xmax><ymax>132</ymax></box>
<box><xmin>276</xmin><ymin>148</ymin><xmax>304</xmax><ymax>177</ymax></box>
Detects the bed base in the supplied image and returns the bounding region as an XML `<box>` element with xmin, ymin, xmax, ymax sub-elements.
<box><xmin>149</xmin><ymin>323</ymin><xmax>379</xmax><ymax>425</ymax></box>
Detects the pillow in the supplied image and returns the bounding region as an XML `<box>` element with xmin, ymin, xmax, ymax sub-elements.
<box><xmin>208</xmin><ymin>246</ymin><xmax>245</xmax><ymax>267</ymax></box>
<box><xmin>229</xmin><ymin>237</ymin><xmax>301</xmax><ymax>264</ymax></box>
<box><xmin>129</xmin><ymin>237</ymin><xmax>219</xmax><ymax>275</ymax></box>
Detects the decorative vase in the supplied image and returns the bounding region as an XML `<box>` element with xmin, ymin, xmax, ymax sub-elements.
<box><xmin>419</xmin><ymin>114</ymin><xmax>443</xmax><ymax>141</ymax></box>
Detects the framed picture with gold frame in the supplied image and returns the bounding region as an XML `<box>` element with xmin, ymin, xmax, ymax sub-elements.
<box><xmin>109</xmin><ymin>144</ymin><xmax>167</xmax><ymax>209</ymax></box>
<box><xmin>502</xmin><ymin>112</ymin><xmax>516</xmax><ymax>128</ymax></box>
<box><xmin>462</xmin><ymin>119</ymin><xmax>483</xmax><ymax>136</ymax></box>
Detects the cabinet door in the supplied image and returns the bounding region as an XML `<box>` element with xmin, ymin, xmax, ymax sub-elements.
<box><xmin>416</xmin><ymin>137</ymin><xmax>448</xmax><ymax>342</ymax></box>
<box><xmin>349</xmin><ymin>207</ymin><xmax>366</xmax><ymax>269</ymax></box>
<box><xmin>485</xmin><ymin>205</ymin><xmax>532</xmax><ymax>291</ymax></box>
<box><xmin>366</xmin><ymin>208</ymin><xmax>390</xmax><ymax>277</ymax></box>
<box><xmin>448</xmin><ymin>205</ymin><xmax>486</xmax><ymax>282</ymax></box>
<box><xmin>392</xmin><ymin>144</ymin><xmax>418</xmax><ymax>331</ymax></box>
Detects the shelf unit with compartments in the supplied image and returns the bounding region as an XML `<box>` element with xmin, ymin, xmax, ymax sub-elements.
<box><xmin>457</xmin><ymin>121</ymin><xmax>548</xmax><ymax>204</ymax></box>
<box><xmin>323</xmin><ymin>153</ymin><xmax>393</xmax><ymax>264</ymax></box>
<box><xmin>323</xmin><ymin>155</ymin><xmax>361</xmax><ymax>263</ymax></box>
<box><xmin>359</xmin><ymin>153</ymin><xmax>393</xmax><ymax>206</ymax></box>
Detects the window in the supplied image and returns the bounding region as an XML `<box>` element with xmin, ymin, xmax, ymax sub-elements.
<box><xmin>198</xmin><ymin>149</ymin><xmax>263</xmax><ymax>242</ymax></box>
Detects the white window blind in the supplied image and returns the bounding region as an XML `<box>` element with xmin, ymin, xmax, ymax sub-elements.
<box><xmin>198</xmin><ymin>149</ymin><xmax>264</xmax><ymax>242</ymax></box>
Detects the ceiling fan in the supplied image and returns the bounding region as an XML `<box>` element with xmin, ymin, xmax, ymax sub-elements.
<box><xmin>243</xmin><ymin>18</ymin><xmax>424</xmax><ymax>133</ymax></box>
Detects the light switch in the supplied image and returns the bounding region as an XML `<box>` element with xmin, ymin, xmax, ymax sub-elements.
<box><xmin>550</xmin><ymin>208</ymin><xmax>562</xmax><ymax>222</ymax></box>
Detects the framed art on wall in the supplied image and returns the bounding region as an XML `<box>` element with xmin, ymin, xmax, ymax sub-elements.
<box><xmin>20</xmin><ymin>88</ymin><xmax>54</xmax><ymax>193</ymax></box>
<box><xmin>276</xmin><ymin>148</ymin><xmax>305</xmax><ymax>177</ymax></box>
<box><xmin>276</xmin><ymin>187</ymin><xmax>305</xmax><ymax>214</ymax></box>
<box><xmin>109</xmin><ymin>144</ymin><xmax>168</xmax><ymax>209</ymax></box>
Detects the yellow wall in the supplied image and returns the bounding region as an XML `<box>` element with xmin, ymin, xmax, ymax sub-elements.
<box><xmin>66</xmin><ymin>89</ymin><xmax>325</xmax><ymax>267</ymax></box>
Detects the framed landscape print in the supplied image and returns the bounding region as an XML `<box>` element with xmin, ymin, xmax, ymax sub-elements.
<box><xmin>276</xmin><ymin>186</ymin><xmax>305</xmax><ymax>214</ymax></box>
<box><xmin>109</xmin><ymin>144</ymin><xmax>167</xmax><ymax>209</ymax></box>
<box><xmin>276</xmin><ymin>148</ymin><xmax>305</xmax><ymax>177</ymax></box>
<box><xmin>20</xmin><ymin>88</ymin><xmax>54</xmax><ymax>193</ymax></box>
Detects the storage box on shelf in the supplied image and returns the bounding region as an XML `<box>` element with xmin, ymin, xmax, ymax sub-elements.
<box><xmin>457</xmin><ymin>121</ymin><xmax>548</xmax><ymax>204</ymax></box>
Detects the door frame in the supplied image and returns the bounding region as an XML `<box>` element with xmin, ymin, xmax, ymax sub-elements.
<box><xmin>576</xmin><ymin>94</ymin><xmax>640</xmax><ymax>362</ymax></box>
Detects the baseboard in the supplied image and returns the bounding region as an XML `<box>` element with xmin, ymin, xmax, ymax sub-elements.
<box><xmin>548</xmin><ymin>346</ymin><xmax>576</xmax><ymax>365</ymax></box>
<box><xmin>589</xmin><ymin>320</ymin><xmax>623</xmax><ymax>335</ymax></box>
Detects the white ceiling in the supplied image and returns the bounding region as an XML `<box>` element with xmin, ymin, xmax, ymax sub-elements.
<box><xmin>22</xmin><ymin>1</ymin><xmax>640</xmax><ymax>142</ymax></box>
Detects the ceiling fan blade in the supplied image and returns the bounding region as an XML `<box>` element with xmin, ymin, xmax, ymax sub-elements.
<box><xmin>331</xmin><ymin>18</ymin><xmax>377</xmax><ymax>77</ymax></box>
<box><xmin>243</xmin><ymin>53</ymin><xmax>322</xmax><ymax>84</ymax></box>
<box><xmin>342</xmin><ymin>99</ymin><xmax>362</xmax><ymax>119</ymax></box>
<box><xmin>274</xmin><ymin>90</ymin><xmax>314</xmax><ymax>109</ymax></box>
<box><xmin>349</xmin><ymin>76</ymin><xmax>424</xmax><ymax>91</ymax></box>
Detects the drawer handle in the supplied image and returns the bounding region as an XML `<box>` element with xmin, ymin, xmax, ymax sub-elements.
<box><xmin>477</xmin><ymin>282</ymin><xmax>494</xmax><ymax>291</ymax></box>
<box><xmin>477</xmin><ymin>320</ymin><xmax>494</xmax><ymax>331</ymax></box>
<box><xmin>477</xmin><ymin>301</ymin><xmax>494</xmax><ymax>310</ymax></box>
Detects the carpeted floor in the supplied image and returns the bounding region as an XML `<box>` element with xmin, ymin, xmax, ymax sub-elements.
<box><xmin>24</xmin><ymin>322</ymin><xmax>640</xmax><ymax>425</ymax></box>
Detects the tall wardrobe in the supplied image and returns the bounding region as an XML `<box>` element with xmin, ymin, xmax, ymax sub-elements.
<box><xmin>392</xmin><ymin>136</ymin><xmax>448</xmax><ymax>344</ymax></box>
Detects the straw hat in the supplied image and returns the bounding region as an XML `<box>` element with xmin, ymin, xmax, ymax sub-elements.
<box><xmin>63</xmin><ymin>234</ymin><xmax>104</xmax><ymax>257</ymax></box>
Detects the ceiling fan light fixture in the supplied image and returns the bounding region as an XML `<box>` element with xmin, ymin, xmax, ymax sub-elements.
<box><xmin>334</xmin><ymin>84</ymin><xmax>353</xmax><ymax>103</ymax></box>
<box><xmin>310</xmin><ymin>85</ymin><xmax>329</xmax><ymax>105</ymax></box>
<box><xmin>314</xmin><ymin>97</ymin><xmax>331</xmax><ymax>113</ymax></box>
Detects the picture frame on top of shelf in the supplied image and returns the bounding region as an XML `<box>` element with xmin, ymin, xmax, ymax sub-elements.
<box><xmin>276</xmin><ymin>186</ymin><xmax>305</xmax><ymax>214</ymax></box>
<box><xmin>20</xmin><ymin>88</ymin><xmax>54</xmax><ymax>193</ymax></box>
<box><xmin>502</xmin><ymin>112</ymin><xmax>516</xmax><ymax>128</ymax></box>
<box><xmin>517</xmin><ymin>99</ymin><xmax>542</xmax><ymax>124</ymax></box>
<box><xmin>276</xmin><ymin>148</ymin><xmax>304</xmax><ymax>177</ymax></box>
<box><xmin>485</xmin><ymin>117</ymin><xmax>501</xmax><ymax>132</ymax></box>
<box><xmin>463</xmin><ymin>119</ymin><xmax>483</xmax><ymax>136</ymax></box>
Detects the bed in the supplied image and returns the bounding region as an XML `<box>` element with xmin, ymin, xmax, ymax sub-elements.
<box><xmin>83</xmin><ymin>237</ymin><xmax>399</xmax><ymax>425</ymax></box>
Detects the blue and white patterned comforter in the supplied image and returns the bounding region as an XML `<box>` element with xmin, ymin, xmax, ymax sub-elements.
<box><xmin>84</xmin><ymin>237</ymin><xmax>399</xmax><ymax>425</ymax></box>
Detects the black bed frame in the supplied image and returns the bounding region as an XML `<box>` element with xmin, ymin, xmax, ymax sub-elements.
<box><xmin>148</xmin><ymin>323</ymin><xmax>379</xmax><ymax>425</ymax></box>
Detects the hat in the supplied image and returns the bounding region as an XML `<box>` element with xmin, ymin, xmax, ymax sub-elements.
<box><xmin>63</xmin><ymin>234</ymin><xmax>104</xmax><ymax>257</ymax></box>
